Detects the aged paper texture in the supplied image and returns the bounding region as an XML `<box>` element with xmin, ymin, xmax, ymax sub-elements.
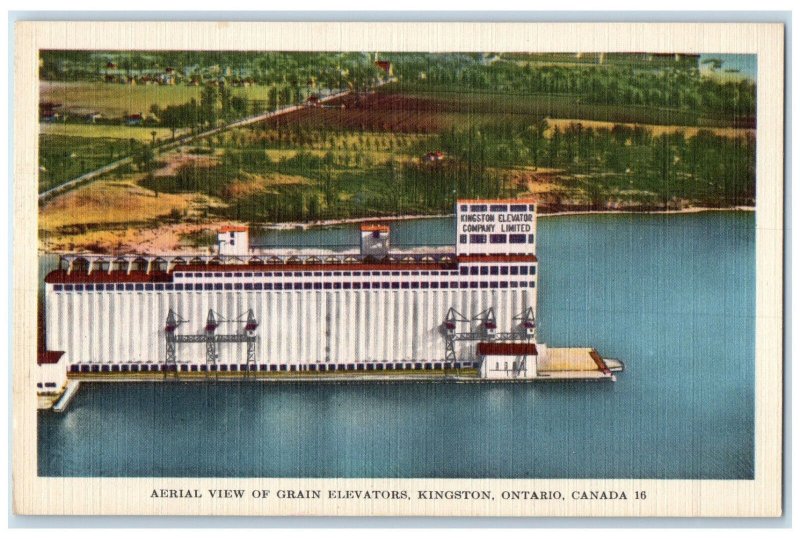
<box><xmin>13</xmin><ymin>21</ymin><xmax>784</xmax><ymax>517</ymax></box>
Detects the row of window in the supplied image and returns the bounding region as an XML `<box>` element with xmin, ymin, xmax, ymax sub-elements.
<box><xmin>69</xmin><ymin>361</ymin><xmax>481</xmax><ymax>374</ymax></box>
<box><xmin>461</xmin><ymin>204</ymin><xmax>533</xmax><ymax>212</ymax></box>
<box><xmin>460</xmin><ymin>265</ymin><xmax>536</xmax><ymax>276</ymax></box>
<box><xmin>53</xmin><ymin>280</ymin><xmax>537</xmax><ymax>292</ymax></box>
<box><xmin>174</xmin><ymin>269</ymin><xmax>461</xmax><ymax>278</ymax></box>
<box><xmin>460</xmin><ymin>234</ymin><xmax>534</xmax><ymax>244</ymax></box>
<box><xmin>173</xmin><ymin>265</ymin><xmax>536</xmax><ymax>279</ymax></box>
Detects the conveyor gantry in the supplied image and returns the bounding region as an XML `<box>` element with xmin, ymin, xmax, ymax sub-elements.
<box><xmin>442</xmin><ymin>306</ymin><xmax>537</xmax><ymax>364</ymax></box>
<box><xmin>164</xmin><ymin>308</ymin><xmax>258</xmax><ymax>376</ymax></box>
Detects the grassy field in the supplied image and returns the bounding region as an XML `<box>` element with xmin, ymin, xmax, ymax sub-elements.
<box><xmin>41</xmin><ymin>81</ymin><xmax>272</xmax><ymax>117</ymax></box>
<box><xmin>38</xmin><ymin>135</ymin><xmax>136</xmax><ymax>192</ymax></box>
<box><xmin>544</xmin><ymin>118</ymin><xmax>755</xmax><ymax>139</ymax></box>
<box><xmin>40</xmin><ymin>123</ymin><xmax>176</xmax><ymax>141</ymax></box>
<box><xmin>387</xmin><ymin>83</ymin><xmax>751</xmax><ymax>128</ymax></box>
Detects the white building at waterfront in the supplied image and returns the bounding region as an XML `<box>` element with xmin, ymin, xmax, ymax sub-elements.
<box><xmin>40</xmin><ymin>199</ymin><xmax>548</xmax><ymax>391</ymax></box>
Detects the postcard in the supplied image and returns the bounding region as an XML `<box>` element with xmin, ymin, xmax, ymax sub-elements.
<box><xmin>12</xmin><ymin>21</ymin><xmax>784</xmax><ymax>517</ymax></box>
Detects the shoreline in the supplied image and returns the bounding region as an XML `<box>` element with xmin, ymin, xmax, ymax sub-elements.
<box><xmin>260</xmin><ymin>205</ymin><xmax>756</xmax><ymax>230</ymax></box>
<box><xmin>38</xmin><ymin>205</ymin><xmax>755</xmax><ymax>256</ymax></box>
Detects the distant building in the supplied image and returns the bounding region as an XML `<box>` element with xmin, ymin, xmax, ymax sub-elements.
<box><xmin>124</xmin><ymin>113</ymin><xmax>144</xmax><ymax>126</ymax></box>
<box><xmin>423</xmin><ymin>151</ymin><xmax>445</xmax><ymax>162</ymax></box>
<box><xmin>374</xmin><ymin>60</ymin><xmax>393</xmax><ymax>76</ymax></box>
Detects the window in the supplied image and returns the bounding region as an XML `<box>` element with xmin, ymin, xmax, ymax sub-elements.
<box><xmin>510</xmin><ymin>204</ymin><xmax>527</xmax><ymax>212</ymax></box>
<box><xmin>480</xmin><ymin>266</ymin><xmax>489</xmax><ymax>275</ymax></box>
<box><xmin>490</xmin><ymin>266</ymin><xmax>499</xmax><ymax>275</ymax></box>
<box><xmin>510</xmin><ymin>266</ymin><xmax>519</xmax><ymax>275</ymax></box>
<box><xmin>401</xmin><ymin>282</ymin><xmax>409</xmax><ymax>289</ymax></box>
<box><xmin>470</xmin><ymin>266</ymin><xmax>479</xmax><ymax>275</ymax></box>
<box><xmin>165</xmin><ymin>284</ymin><xmax>174</xmax><ymax>291</ymax></box>
<box><xmin>116</xmin><ymin>283</ymin><xmax>125</xmax><ymax>291</ymax></box>
<box><xmin>509</xmin><ymin>234</ymin><xmax>526</xmax><ymax>243</ymax></box>
<box><xmin>294</xmin><ymin>283</ymin><xmax>303</xmax><ymax>290</ymax></box>
<box><xmin>244</xmin><ymin>283</ymin><xmax>253</xmax><ymax>290</ymax></box>
<box><xmin>145</xmin><ymin>284</ymin><xmax>154</xmax><ymax>291</ymax></box>
<box><xmin>460</xmin><ymin>267</ymin><xmax>469</xmax><ymax>275</ymax></box>
<box><xmin>224</xmin><ymin>283</ymin><xmax>233</xmax><ymax>290</ymax></box>
<box><xmin>460</xmin><ymin>282</ymin><xmax>469</xmax><ymax>289</ymax></box>
<box><xmin>85</xmin><ymin>284</ymin><xmax>94</xmax><ymax>291</ymax></box>
<box><xmin>204</xmin><ymin>283</ymin><xmax>213</xmax><ymax>290</ymax></box>
<box><xmin>530</xmin><ymin>281</ymin><xmax>536</xmax><ymax>287</ymax></box>
<box><xmin>224</xmin><ymin>272</ymin><xmax>232</xmax><ymax>277</ymax></box>
<box><xmin>500</xmin><ymin>281</ymin><xmax>509</xmax><ymax>288</ymax></box>
<box><xmin>382</xmin><ymin>282</ymin><xmax>390</xmax><ymax>289</ymax></box>
<box><xmin>343</xmin><ymin>282</ymin><xmax>351</xmax><ymax>289</ymax></box>
<box><xmin>234</xmin><ymin>283</ymin><xmax>243</xmax><ymax>290</ymax></box>
<box><xmin>322</xmin><ymin>283</ymin><xmax>331</xmax><ymax>290</ymax></box>
<box><xmin>353</xmin><ymin>282</ymin><xmax>361</xmax><ymax>290</ymax></box>
<box><xmin>459</xmin><ymin>234</ymin><xmax>467</xmax><ymax>244</ymax></box>
<box><xmin>313</xmin><ymin>283</ymin><xmax>322</xmax><ymax>290</ymax></box>
<box><xmin>174</xmin><ymin>283</ymin><xmax>183</xmax><ymax>291</ymax></box>
<box><xmin>275</xmin><ymin>283</ymin><xmax>283</xmax><ymax>290</ymax></box>
<box><xmin>528</xmin><ymin>234</ymin><xmax>534</xmax><ymax>243</ymax></box>
<box><xmin>480</xmin><ymin>282</ymin><xmax>488</xmax><ymax>289</ymax></box>
<box><xmin>75</xmin><ymin>284</ymin><xmax>84</xmax><ymax>291</ymax></box>
<box><xmin>531</xmin><ymin>266</ymin><xmax>537</xmax><ymax>275</ymax></box>
<box><xmin>125</xmin><ymin>284</ymin><xmax>134</xmax><ymax>291</ymax></box>
<box><xmin>244</xmin><ymin>273</ymin><xmax>252</xmax><ymax>277</ymax></box>
<box><xmin>155</xmin><ymin>284</ymin><xmax>164</xmax><ymax>291</ymax></box>
<box><xmin>470</xmin><ymin>282</ymin><xmax>479</xmax><ymax>289</ymax></box>
<box><xmin>490</xmin><ymin>204</ymin><xmax>508</xmax><ymax>212</ymax></box>
<box><xmin>304</xmin><ymin>283</ymin><xmax>312</xmax><ymax>290</ymax></box>
<box><xmin>470</xmin><ymin>204</ymin><xmax>488</xmax><ymax>212</ymax></box>
<box><xmin>96</xmin><ymin>284</ymin><xmax>104</xmax><ymax>291</ymax></box>
<box><xmin>460</xmin><ymin>205</ymin><xmax>468</xmax><ymax>211</ymax></box>
<box><xmin>490</xmin><ymin>234</ymin><xmax>507</xmax><ymax>244</ymax></box>
<box><xmin>343</xmin><ymin>272</ymin><xmax>352</xmax><ymax>276</ymax></box>
<box><xmin>391</xmin><ymin>282</ymin><xmax>399</xmax><ymax>289</ymax></box>
<box><xmin>490</xmin><ymin>281</ymin><xmax>499</xmax><ymax>289</ymax></box>
<box><xmin>234</xmin><ymin>272</ymin><xmax>242</xmax><ymax>277</ymax></box>
<box><xmin>469</xmin><ymin>234</ymin><xmax>487</xmax><ymax>244</ymax></box>
<box><xmin>314</xmin><ymin>272</ymin><xmax>322</xmax><ymax>276</ymax></box>
<box><xmin>420</xmin><ymin>282</ymin><xmax>428</xmax><ymax>289</ymax></box>
<box><xmin>520</xmin><ymin>266</ymin><xmax>528</xmax><ymax>275</ymax></box>
<box><xmin>429</xmin><ymin>282</ymin><xmax>438</xmax><ymax>289</ymax></box>
<box><xmin>214</xmin><ymin>272</ymin><xmax>222</xmax><ymax>277</ymax></box>
<box><xmin>529</xmin><ymin>204</ymin><xmax>535</xmax><ymax>211</ymax></box>
<box><xmin>214</xmin><ymin>283</ymin><xmax>223</xmax><ymax>290</ymax></box>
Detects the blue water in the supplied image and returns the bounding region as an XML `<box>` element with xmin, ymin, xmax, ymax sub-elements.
<box><xmin>37</xmin><ymin>212</ymin><xmax>755</xmax><ymax>479</ymax></box>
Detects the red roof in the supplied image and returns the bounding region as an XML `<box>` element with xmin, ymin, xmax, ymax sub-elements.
<box><xmin>360</xmin><ymin>224</ymin><xmax>390</xmax><ymax>232</ymax></box>
<box><xmin>477</xmin><ymin>342</ymin><xmax>538</xmax><ymax>356</ymax></box>
<box><xmin>219</xmin><ymin>226</ymin><xmax>249</xmax><ymax>233</ymax></box>
<box><xmin>37</xmin><ymin>351</ymin><xmax>65</xmax><ymax>365</ymax></box>
<box><xmin>44</xmin><ymin>270</ymin><xmax>172</xmax><ymax>284</ymax></box>
<box><xmin>458</xmin><ymin>198</ymin><xmax>538</xmax><ymax>205</ymax></box>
